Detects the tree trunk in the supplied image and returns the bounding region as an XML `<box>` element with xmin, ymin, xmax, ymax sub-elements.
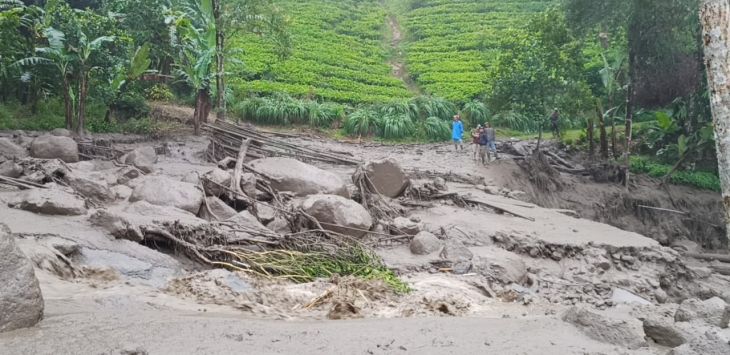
<box><xmin>62</xmin><ymin>76</ymin><xmax>73</xmax><ymax>130</ymax></box>
<box><xmin>700</xmin><ymin>0</ymin><xmax>730</xmax><ymax>245</ymax></box>
<box><xmin>214</xmin><ymin>0</ymin><xmax>226</xmax><ymax>121</ymax></box>
<box><xmin>587</xmin><ymin>117</ymin><xmax>595</xmax><ymax>158</ymax></box>
<box><xmin>193</xmin><ymin>89</ymin><xmax>212</xmax><ymax>136</ymax></box>
<box><xmin>76</xmin><ymin>71</ymin><xmax>89</xmax><ymax>135</ymax></box>
<box><xmin>596</xmin><ymin>99</ymin><xmax>608</xmax><ymax>159</ymax></box>
<box><xmin>624</xmin><ymin>32</ymin><xmax>637</xmax><ymax>187</ymax></box>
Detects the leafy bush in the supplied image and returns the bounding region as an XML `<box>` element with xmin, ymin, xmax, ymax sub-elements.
<box><xmin>630</xmin><ymin>156</ymin><xmax>720</xmax><ymax>191</ymax></box>
<box><xmin>146</xmin><ymin>84</ymin><xmax>174</xmax><ymax>101</ymax></box>
<box><xmin>379</xmin><ymin>114</ymin><xmax>415</xmax><ymax>139</ymax></box>
<box><xmin>344</xmin><ymin>107</ymin><xmax>379</xmax><ymax>136</ymax></box>
<box><xmin>421</xmin><ymin>116</ymin><xmax>451</xmax><ymax>141</ymax></box>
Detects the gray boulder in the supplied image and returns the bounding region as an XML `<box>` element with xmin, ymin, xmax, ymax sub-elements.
<box><xmin>675</xmin><ymin>297</ymin><xmax>730</xmax><ymax>328</ymax></box>
<box><xmin>30</xmin><ymin>135</ymin><xmax>79</xmax><ymax>163</ymax></box>
<box><xmin>611</xmin><ymin>288</ymin><xmax>652</xmax><ymax>306</ymax></box>
<box><xmin>0</xmin><ymin>160</ymin><xmax>23</xmax><ymax>178</ymax></box>
<box><xmin>226</xmin><ymin>211</ymin><xmax>272</xmax><ymax>235</ymax></box>
<box><xmin>250</xmin><ymin>157</ymin><xmax>349</xmax><ymax>197</ymax></box>
<box><xmin>359</xmin><ymin>158</ymin><xmax>409</xmax><ymax>198</ymax></box>
<box><xmin>0</xmin><ymin>137</ymin><xmax>28</xmax><ymax>160</ymax></box>
<box><xmin>669</xmin><ymin>330</ymin><xmax>730</xmax><ymax>355</ymax></box>
<box><xmin>7</xmin><ymin>188</ymin><xmax>87</xmax><ymax>215</ymax></box>
<box><xmin>111</xmin><ymin>185</ymin><xmax>133</xmax><ymax>201</ymax></box>
<box><xmin>51</xmin><ymin>128</ymin><xmax>72</xmax><ymax>137</ymax></box>
<box><xmin>201</xmin><ymin>168</ymin><xmax>231</xmax><ymax>197</ymax></box>
<box><xmin>472</xmin><ymin>248</ymin><xmax>527</xmax><ymax>284</ymax></box>
<box><xmin>440</xmin><ymin>242</ymin><xmax>474</xmax><ymax>262</ymax></box>
<box><xmin>124</xmin><ymin>146</ymin><xmax>158</xmax><ymax>174</ymax></box>
<box><xmin>129</xmin><ymin>176</ymin><xmax>204</xmax><ymax>214</ymax></box>
<box><xmin>391</xmin><ymin>216</ymin><xmax>420</xmax><ymax>235</ymax></box>
<box><xmin>299</xmin><ymin>194</ymin><xmax>373</xmax><ymax>238</ymax></box>
<box><xmin>199</xmin><ymin>196</ymin><xmax>238</xmax><ymax>221</ymax></box>
<box><xmin>0</xmin><ymin>224</ymin><xmax>44</xmax><ymax>332</ymax></box>
<box><xmin>240</xmin><ymin>172</ymin><xmax>257</xmax><ymax>198</ymax></box>
<box><xmin>91</xmin><ymin>202</ymin><xmax>204</xmax><ymax>242</ymax></box>
<box><xmin>255</xmin><ymin>202</ymin><xmax>276</xmax><ymax>224</ymax></box>
<box><xmin>267</xmin><ymin>217</ymin><xmax>292</xmax><ymax>234</ymax></box>
<box><xmin>643</xmin><ymin>315</ymin><xmax>690</xmax><ymax>347</ymax></box>
<box><xmin>65</xmin><ymin>172</ymin><xmax>115</xmax><ymax>204</ymax></box>
<box><xmin>563</xmin><ymin>306</ymin><xmax>647</xmax><ymax>349</ymax></box>
<box><xmin>409</xmin><ymin>231</ymin><xmax>442</xmax><ymax>255</ymax></box>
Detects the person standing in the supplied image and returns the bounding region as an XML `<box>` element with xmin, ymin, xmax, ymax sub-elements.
<box><xmin>550</xmin><ymin>109</ymin><xmax>561</xmax><ymax>138</ymax></box>
<box><xmin>470</xmin><ymin>124</ymin><xmax>482</xmax><ymax>159</ymax></box>
<box><xmin>452</xmin><ymin>115</ymin><xmax>464</xmax><ymax>151</ymax></box>
<box><xmin>478</xmin><ymin>126</ymin><xmax>489</xmax><ymax>164</ymax></box>
<box><xmin>484</xmin><ymin>122</ymin><xmax>498</xmax><ymax>163</ymax></box>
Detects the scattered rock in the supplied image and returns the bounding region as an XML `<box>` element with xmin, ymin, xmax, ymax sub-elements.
<box><xmin>472</xmin><ymin>248</ymin><xmax>527</xmax><ymax>284</ymax></box>
<box><xmin>669</xmin><ymin>329</ymin><xmax>730</xmax><ymax>355</ymax></box>
<box><xmin>655</xmin><ymin>288</ymin><xmax>669</xmax><ymax>304</ymax></box>
<box><xmin>433</xmin><ymin>177</ymin><xmax>447</xmax><ymax>191</ymax></box>
<box><xmin>250</xmin><ymin>157</ymin><xmax>349</xmax><ymax>197</ymax></box>
<box><xmin>90</xmin><ymin>209</ymin><xmax>143</xmax><ymax>242</ymax></box>
<box><xmin>124</xmin><ymin>147</ymin><xmax>158</xmax><ymax>174</ymax></box>
<box><xmin>391</xmin><ymin>216</ymin><xmax>420</xmax><ymax>235</ymax></box>
<box><xmin>111</xmin><ymin>185</ymin><xmax>133</xmax><ymax>201</ymax></box>
<box><xmin>201</xmin><ymin>168</ymin><xmax>231</xmax><ymax>197</ymax></box>
<box><xmin>440</xmin><ymin>242</ymin><xmax>474</xmax><ymax>262</ymax></box>
<box><xmin>299</xmin><ymin>194</ymin><xmax>373</xmax><ymax>238</ymax></box>
<box><xmin>359</xmin><ymin>158</ymin><xmax>409</xmax><ymax>198</ymax></box>
<box><xmin>409</xmin><ymin>231</ymin><xmax>442</xmax><ymax>255</ymax></box>
<box><xmin>611</xmin><ymin>288</ymin><xmax>652</xmax><ymax>306</ymax></box>
<box><xmin>199</xmin><ymin>197</ymin><xmax>238</xmax><ymax>221</ymax></box>
<box><xmin>0</xmin><ymin>137</ymin><xmax>28</xmax><ymax>160</ymax></box>
<box><xmin>0</xmin><ymin>224</ymin><xmax>44</xmax><ymax>332</ymax></box>
<box><xmin>240</xmin><ymin>172</ymin><xmax>257</xmax><ymax>198</ymax></box>
<box><xmin>267</xmin><ymin>217</ymin><xmax>292</xmax><ymax>234</ymax></box>
<box><xmin>129</xmin><ymin>176</ymin><xmax>204</xmax><ymax>214</ymax></box>
<box><xmin>643</xmin><ymin>315</ymin><xmax>690</xmax><ymax>347</ymax></box>
<box><xmin>255</xmin><ymin>203</ymin><xmax>276</xmax><ymax>224</ymax></box>
<box><xmin>30</xmin><ymin>135</ymin><xmax>79</xmax><ymax>163</ymax></box>
<box><xmin>0</xmin><ymin>160</ymin><xmax>23</xmax><ymax>178</ymax></box>
<box><xmin>562</xmin><ymin>306</ymin><xmax>647</xmax><ymax>349</ymax></box>
<box><xmin>181</xmin><ymin>171</ymin><xmax>200</xmax><ymax>184</ymax></box>
<box><xmin>675</xmin><ymin>297</ymin><xmax>730</xmax><ymax>328</ymax></box>
<box><xmin>65</xmin><ymin>172</ymin><xmax>115</xmax><ymax>204</ymax></box>
<box><xmin>117</xmin><ymin>167</ymin><xmax>141</xmax><ymax>186</ymax></box>
<box><xmin>226</xmin><ymin>211</ymin><xmax>271</xmax><ymax>234</ymax></box>
<box><xmin>91</xmin><ymin>202</ymin><xmax>204</xmax><ymax>242</ymax></box>
<box><xmin>7</xmin><ymin>188</ymin><xmax>87</xmax><ymax>216</ymax></box>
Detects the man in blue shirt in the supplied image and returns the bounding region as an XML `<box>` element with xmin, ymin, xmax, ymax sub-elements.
<box><xmin>452</xmin><ymin>115</ymin><xmax>464</xmax><ymax>151</ymax></box>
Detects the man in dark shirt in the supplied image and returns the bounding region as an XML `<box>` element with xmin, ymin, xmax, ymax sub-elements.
<box><xmin>550</xmin><ymin>109</ymin><xmax>561</xmax><ymax>138</ymax></box>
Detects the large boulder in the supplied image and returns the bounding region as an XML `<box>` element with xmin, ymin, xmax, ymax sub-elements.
<box><xmin>250</xmin><ymin>157</ymin><xmax>349</xmax><ymax>197</ymax></box>
<box><xmin>129</xmin><ymin>176</ymin><xmax>204</xmax><ymax>214</ymax></box>
<box><xmin>91</xmin><ymin>201</ymin><xmax>204</xmax><ymax>242</ymax></box>
<box><xmin>124</xmin><ymin>146</ymin><xmax>158</xmax><ymax>174</ymax></box>
<box><xmin>472</xmin><ymin>248</ymin><xmax>527</xmax><ymax>284</ymax></box>
<box><xmin>0</xmin><ymin>224</ymin><xmax>44</xmax><ymax>332</ymax></box>
<box><xmin>299</xmin><ymin>194</ymin><xmax>372</xmax><ymax>238</ymax></box>
<box><xmin>30</xmin><ymin>135</ymin><xmax>79</xmax><ymax>163</ymax></box>
<box><xmin>409</xmin><ymin>231</ymin><xmax>442</xmax><ymax>255</ymax></box>
<box><xmin>391</xmin><ymin>217</ymin><xmax>420</xmax><ymax>235</ymax></box>
<box><xmin>51</xmin><ymin>128</ymin><xmax>72</xmax><ymax>137</ymax></box>
<box><xmin>359</xmin><ymin>158</ymin><xmax>409</xmax><ymax>198</ymax></box>
<box><xmin>643</xmin><ymin>315</ymin><xmax>691</xmax><ymax>347</ymax></box>
<box><xmin>199</xmin><ymin>196</ymin><xmax>238</xmax><ymax>221</ymax></box>
<box><xmin>65</xmin><ymin>172</ymin><xmax>115</xmax><ymax>204</ymax></box>
<box><xmin>201</xmin><ymin>168</ymin><xmax>231</xmax><ymax>197</ymax></box>
<box><xmin>0</xmin><ymin>137</ymin><xmax>28</xmax><ymax>160</ymax></box>
<box><xmin>562</xmin><ymin>306</ymin><xmax>647</xmax><ymax>349</ymax></box>
<box><xmin>675</xmin><ymin>297</ymin><xmax>730</xmax><ymax>328</ymax></box>
<box><xmin>0</xmin><ymin>160</ymin><xmax>23</xmax><ymax>178</ymax></box>
<box><xmin>226</xmin><ymin>211</ymin><xmax>272</xmax><ymax>235</ymax></box>
<box><xmin>669</xmin><ymin>330</ymin><xmax>730</xmax><ymax>355</ymax></box>
<box><xmin>7</xmin><ymin>188</ymin><xmax>87</xmax><ymax>216</ymax></box>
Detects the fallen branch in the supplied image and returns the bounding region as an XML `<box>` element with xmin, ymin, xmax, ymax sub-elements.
<box><xmin>637</xmin><ymin>205</ymin><xmax>688</xmax><ymax>215</ymax></box>
<box><xmin>0</xmin><ymin>175</ymin><xmax>47</xmax><ymax>189</ymax></box>
<box><xmin>684</xmin><ymin>252</ymin><xmax>730</xmax><ymax>264</ymax></box>
<box><xmin>462</xmin><ymin>197</ymin><xmax>535</xmax><ymax>222</ymax></box>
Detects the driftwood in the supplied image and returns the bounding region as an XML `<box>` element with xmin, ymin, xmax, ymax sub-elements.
<box><xmin>229</xmin><ymin>138</ymin><xmax>250</xmax><ymax>200</ymax></box>
<box><xmin>710</xmin><ymin>264</ymin><xmax>730</xmax><ymax>276</ymax></box>
<box><xmin>0</xmin><ymin>175</ymin><xmax>47</xmax><ymax>189</ymax></box>
<box><xmin>462</xmin><ymin>197</ymin><xmax>536</xmax><ymax>222</ymax></box>
<box><xmin>543</xmin><ymin>150</ymin><xmax>575</xmax><ymax>169</ymax></box>
<box><xmin>637</xmin><ymin>205</ymin><xmax>688</xmax><ymax>215</ymax></box>
<box><xmin>685</xmin><ymin>252</ymin><xmax>730</xmax><ymax>264</ymax></box>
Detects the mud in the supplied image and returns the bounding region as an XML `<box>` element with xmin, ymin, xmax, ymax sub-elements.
<box><xmin>0</xmin><ymin>129</ymin><xmax>728</xmax><ymax>354</ymax></box>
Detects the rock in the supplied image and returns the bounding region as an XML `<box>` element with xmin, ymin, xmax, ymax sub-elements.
<box><xmin>117</xmin><ymin>167</ymin><xmax>141</xmax><ymax>185</ymax></box>
<box><xmin>129</xmin><ymin>176</ymin><xmax>204</xmax><ymax>214</ymax></box>
<box><xmin>0</xmin><ymin>137</ymin><xmax>28</xmax><ymax>160</ymax></box>
<box><xmin>0</xmin><ymin>160</ymin><xmax>23</xmax><ymax>178</ymax></box>
<box><xmin>227</xmin><ymin>211</ymin><xmax>271</xmax><ymax>234</ymax></box>
<box><xmin>359</xmin><ymin>158</ymin><xmax>409</xmax><ymax>198</ymax></box>
<box><xmin>51</xmin><ymin>128</ymin><xmax>72</xmax><ymax>137</ymax></box>
<box><xmin>199</xmin><ymin>197</ymin><xmax>237</xmax><ymax>221</ymax></box>
<box><xmin>65</xmin><ymin>172</ymin><xmax>115</xmax><ymax>204</ymax></box>
<box><xmin>643</xmin><ymin>315</ymin><xmax>690</xmax><ymax>347</ymax></box>
<box><xmin>675</xmin><ymin>297</ymin><xmax>730</xmax><ymax>328</ymax></box>
<box><xmin>562</xmin><ymin>306</ymin><xmax>647</xmax><ymax>349</ymax></box>
<box><xmin>267</xmin><ymin>217</ymin><xmax>292</xmax><ymax>234</ymax></box>
<box><xmin>90</xmin><ymin>209</ymin><xmax>143</xmax><ymax>242</ymax></box>
<box><xmin>91</xmin><ymin>202</ymin><xmax>204</xmax><ymax>242</ymax></box>
<box><xmin>655</xmin><ymin>288</ymin><xmax>669</xmax><ymax>304</ymax></box>
<box><xmin>0</xmin><ymin>224</ymin><xmax>44</xmax><ymax>332</ymax></box>
<box><xmin>7</xmin><ymin>188</ymin><xmax>87</xmax><ymax>215</ymax></box>
<box><xmin>409</xmin><ymin>231</ymin><xmax>442</xmax><ymax>255</ymax></box>
<box><xmin>250</xmin><ymin>157</ymin><xmax>349</xmax><ymax>197</ymax></box>
<box><xmin>440</xmin><ymin>242</ymin><xmax>474</xmax><ymax>262</ymax></box>
<box><xmin>255</xmin><ymin>203</ymin><xmax>276</xmax><ymax>224</ymax></box>
<box><xmin>124</xmin><ymin>146</ymin><xmax>157</xmax><ymax>174</ymax></box>
<box><xmin>611</xmin><ymin>288</ymin><xmax>652</xmax><ymax>306</ymax></box>
<box><xmin>240</xmin><ymin>172</ymin><xmax>257</xmax><ymax>198</ymax></box>
<box><xmin>669</xmin><ymin>330</ymin><xmax>730</xmax><ymax>355</ymax></box>
<box><xmin>181</xmin><ymin>171</ymin><xmax>200</xmax><ymax>184</ymax></box>
<box><xmin>201</xmin><ymin>168</ymin><xmax>231</xmax><ymax>197</ymax></box>
<box><xmin>299</xmin><ymin>194</ymin><xmax>373</xmax><ymax>238</ymax></box>
<box><xmin>391</xmin><ymin>216</ymin><xmax>420</xmax><ymax>235</ymax></box>
<box><xmin>30</xmin><ymin>135</ymin><xmax>79</xmax><ymax>163</ymax></box>
<box><xmin>472</xmin><ymin>248</ymin><xmax>527</xmax><ymax>284</ymax></box>
<box><xmin>111</xmin><ymin>185</ymin><xmax>133</xmax><ymax>201</ymax></box>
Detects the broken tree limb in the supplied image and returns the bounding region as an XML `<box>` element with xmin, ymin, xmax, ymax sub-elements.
<box><xmin>230</xmin><ymin>138</ymin><xmax>250</xmax><ymax>200</ymax></box>
<box><xmin>637</xmin><ymin>205</ymin><xmax>688</xmax><ymax>215</ymax></box>
<box><xmin>543</xmin><ymin>150</ymin><xmax>575</xmax><ymax>169</ymax></box>
<box><xmin>462</xmin><ymin>197</ymin><xmax>535</xmax><ymax>222</ymax></box>
<box><xmin>0</xmin><ymin>175</ymin><xmax>47</xmax><ymax>189</ymax></box>
<box><xmin>684</xmin><ymin>252</ymin><xmax>730</xmax><ymax>264</ymax></box>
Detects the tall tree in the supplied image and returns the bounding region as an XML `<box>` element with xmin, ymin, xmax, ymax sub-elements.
<box><xmin>700</xmin><ymin>0</ymin><xmax>730</xmax><ymax>244</ymax></box>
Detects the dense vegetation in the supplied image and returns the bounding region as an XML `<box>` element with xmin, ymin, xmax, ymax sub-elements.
<box><xmin>0</xmin><ymin>0</ymin><xmax>721</xmax><ymax>190</ymax></box>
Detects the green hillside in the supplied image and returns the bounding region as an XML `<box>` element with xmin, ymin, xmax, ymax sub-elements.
<box><xmin>230</xmin><ymin>0</ymin><xmax>411</xmax><ymax>104</ymax></box>
<box><xmin>402</xmin><ymin>0</ymin><xmax>552</xmax><ymax>103</ymax></box>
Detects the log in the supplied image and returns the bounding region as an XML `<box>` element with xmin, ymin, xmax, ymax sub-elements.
<box><xmin>543</xmin><ymin>150</ymin><xmax>575</xmax><ymax>169</ymax></box>
<box><xmin>463</xmin><ymin>197</ymin><xmax>535</xmax><ymax>222</ymax></box>
<box><xmin>685</xmin><ymin>252</ymin><xmax>730</xmax><ymax>263</ymax></box>
<box><xmin>0</xmin><ymin>175</ymin><xmax>47</xmax><ymax>189</ymax></box>
<box><xmin>637</xmin><ymin>205</ymin><xmax>688</xmax><ymax>215</ymax></box>
<box><xmin>230</xmin><ymin>138</ymin><xmax>250</xmax><ymax>199</ymax></box>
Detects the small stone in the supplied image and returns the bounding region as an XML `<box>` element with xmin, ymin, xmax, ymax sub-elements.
<box><xmin>409</xmin><ymin>231</ymin><xmax>442</xmax><ymax>255</ymax></box>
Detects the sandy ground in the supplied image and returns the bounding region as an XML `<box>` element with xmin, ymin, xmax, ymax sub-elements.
<box><xmin>0</xmin><ymin>131</ymin><xmax>726</xmax><ymax>354</ymax></box>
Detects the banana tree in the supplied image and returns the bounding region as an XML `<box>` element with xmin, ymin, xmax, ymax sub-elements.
<box><xmin>105</xmin><ymin>43</ymin><xmax>152</xmax><ymax>122</ymax></box>
<box><xmin>70</xmin><ymin>31</ymin><xmax>115</xmax><ymax>134</ymax></box>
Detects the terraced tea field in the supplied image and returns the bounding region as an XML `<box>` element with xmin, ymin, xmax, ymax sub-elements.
<box><xmin>230</xmin><ymin>0</ymin><xmax>411</xmax><ymax>104</ymax></box>
<box><xmin>402</xmin><ymin>0</ymin><xmax>553</xmax><ymax>102</ymax></box>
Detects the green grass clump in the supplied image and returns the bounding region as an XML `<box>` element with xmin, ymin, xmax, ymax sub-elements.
<box><xmin>630</xmin><ymin>156</ymin><xmax>720</xmax><ymax>191</ymax></box>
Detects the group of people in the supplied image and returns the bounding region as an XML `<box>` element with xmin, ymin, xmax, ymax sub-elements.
<box><xmin>450</xmin><ymin>115</ymin><xmax>498</xmax><ymax>165</ymax></box>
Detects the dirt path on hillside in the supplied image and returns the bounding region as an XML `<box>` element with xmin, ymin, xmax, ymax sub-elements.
<box><xmin>387</xmin><ymin>15</ymin><xmax>421</xmax><ymax>95</ymax></box>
